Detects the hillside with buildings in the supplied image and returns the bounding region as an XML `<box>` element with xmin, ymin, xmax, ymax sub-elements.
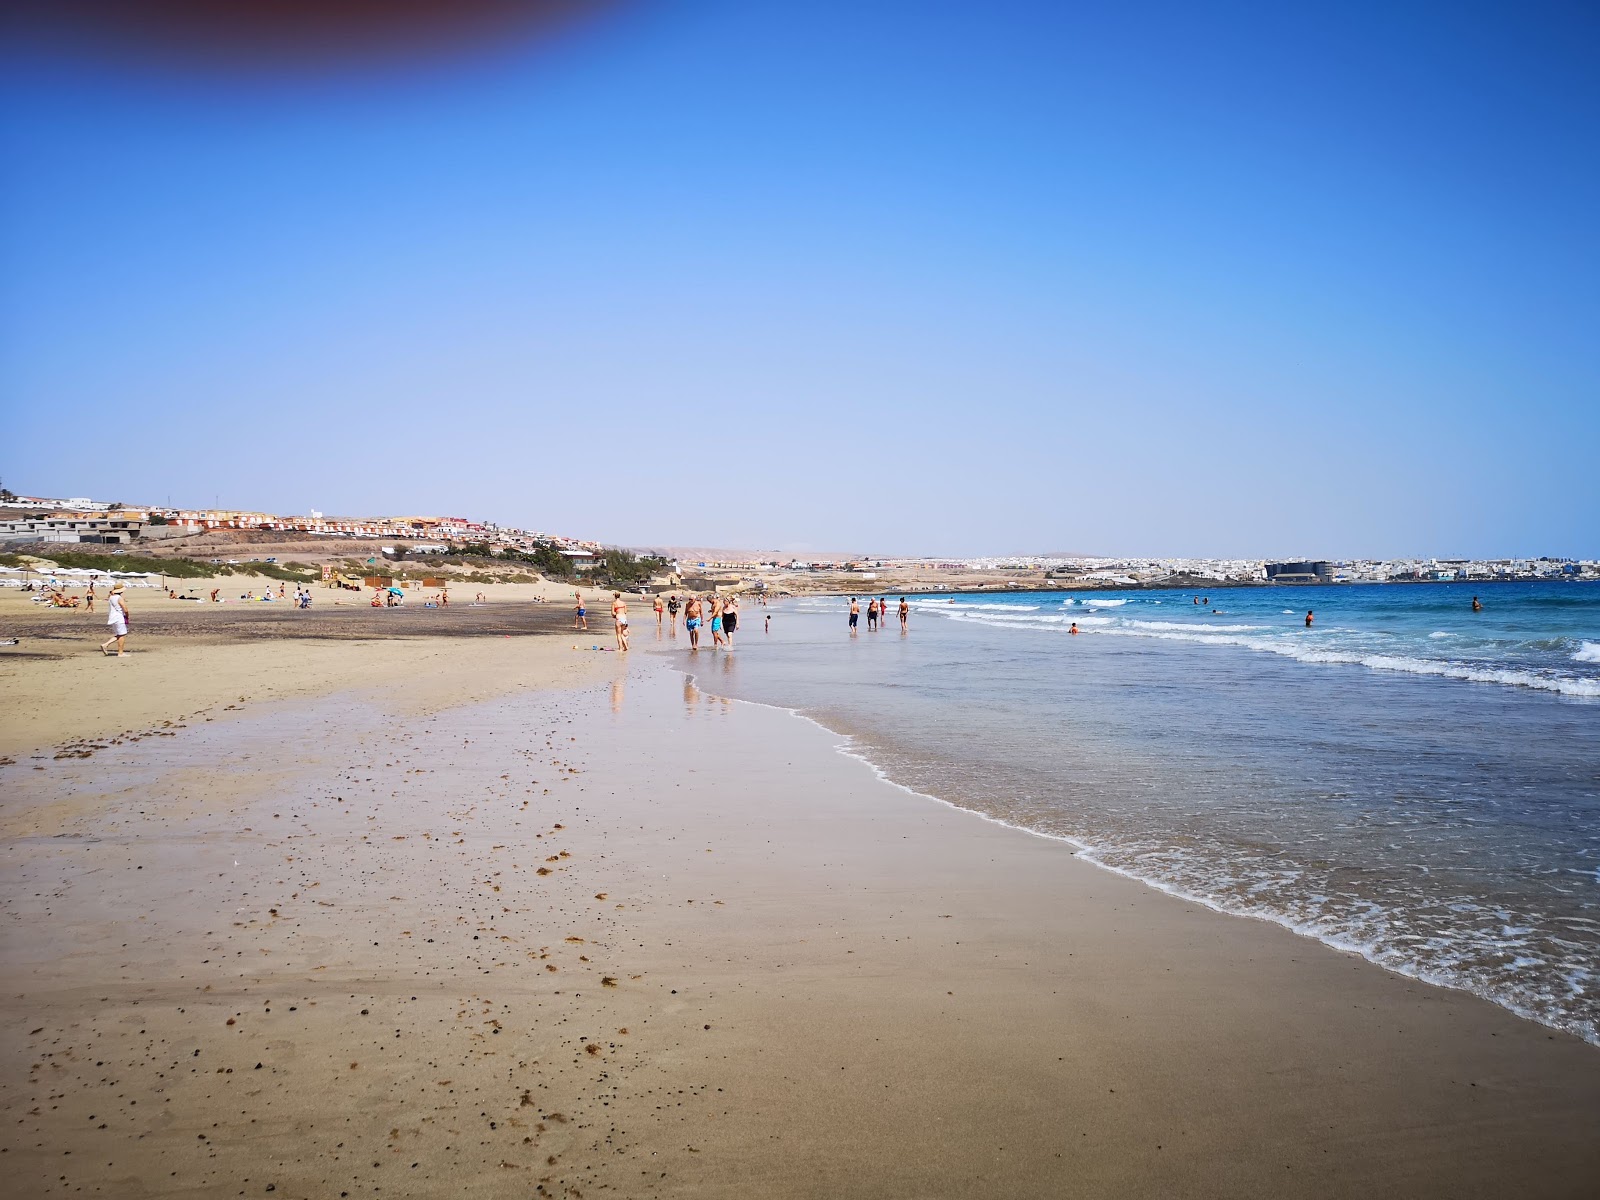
<box><xmin>0</xmin><ymin>490</ymin><xmax>1594</xmax><ymax>593</ymax></box>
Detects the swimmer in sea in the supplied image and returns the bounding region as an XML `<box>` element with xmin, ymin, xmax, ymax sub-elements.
<box><xmin>1069</xmin><ymin>622</ymin><xmax>1079</xmax><ymax>635</ymax></box>
<box><xmin>1472</xmin><ymin>596</ymin><xmax>1483</xmax><ymax>612</ymax></box>
<box><xmin>1305</xmin><ymin>610</ymin><xmax>1314</xmax><ymax>627</ymax></box>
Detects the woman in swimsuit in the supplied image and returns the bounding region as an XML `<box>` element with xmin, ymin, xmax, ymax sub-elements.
<box><xmin>612</xmin><ymin>592</ymin><xmax>630</xmax><ymax>651</ymax></box>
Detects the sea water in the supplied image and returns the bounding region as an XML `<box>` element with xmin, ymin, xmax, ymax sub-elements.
<box><xmin>679</xmin><ymin>582</ymin><xmax>1600</xmax><ymax>1044</ymax></box>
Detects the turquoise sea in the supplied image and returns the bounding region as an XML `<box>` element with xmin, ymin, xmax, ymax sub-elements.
<box><xmin>671</xmin><ymin>582</ymin><xmax>1600</xmax><ymax>1044</ymax></box>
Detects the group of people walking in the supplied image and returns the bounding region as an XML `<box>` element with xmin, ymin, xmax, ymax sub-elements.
<box><xmin>664</xmin><ymin>591</ymin><xmax>749</xmax><ymax>650</ymax></box>
<box><xmin>581</xmin><ymin>589</ymin><xmax>768</xmax><ymax>652</ymax></box>
<box><xmin>848</xmin><ymin>596</ymin><xmax>909</xmax><ymax>634</ymax></box>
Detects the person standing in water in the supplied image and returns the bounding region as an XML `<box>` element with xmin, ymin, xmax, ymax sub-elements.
<box><xmin>653</xmin><ymin>593</ymin><xmax>664</xmax><ymax>627</ymax></box>
<box><xmin>611</xmin><ymin>591</ymin><xmax>630</xmax><ymax>651</ymax></box>
<box><xmin>848</xmin><ymin>597</ymin><xmax>860</xmax><ymax>635</ymax></box>
<box><xmin>1472</xmin><ymin>596</ymin><xmax>1483</xmax><ymax>612</ymax></box>
<box><xmin>898</xmin><ymin>597</ymin><xmax>909</xmax><ymax>632</ymax></box>
<box><xmin>866</xmin><ymin>598</ymin><xmax>879</xmax><ymax>631</ymax></box>
<box><xmin>684</xmin><ymin>594</ymin><xmax>703</xmax><ymax>649</ymax></box>
<box><xmin>100</xmin><ymin>583</ymin><xmax>130</xmax><ymax>657</ymax></box>
<box><xmin>722</xmin><ymin>593</ymin><xmax>739</xmax><ymax>647</ymax></box>
<box><xmin>1305</xmin><ymin>610</ymin><xmax>1314</xmax><ymax>627</ymax></box>
<box><xmin>709</xmin><ymin>595</ymin><xmax>726</xmax><ymax>648</ymax></box>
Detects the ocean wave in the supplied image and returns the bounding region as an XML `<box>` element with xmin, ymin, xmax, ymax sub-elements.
<box><xmin>1574</xmin><ymin>641</ymin><xmax>1600</xmax><ymax>664</ymax></box>
<box><xmin>945</xmin><ymin>611</ymin><xmax>1114</xmax><ymax>627</ymax></box>
<box><xmin>1092</xmin><ymin>627</ymin><xmax>1600</xmax><ymax>697</ymax></box>
<box><xmin>1430</xmin><ymin>631</ymin><xmax>1455</xmax><ymax>639</ymax></box>
<box><xmin>1125</xmin><ymin>620</ymin><xmax>1269</xmax><ymax>633</ymax></box>
<box><xmin>918</xmin><ymin>601</ymin><xmax>1039</xmax><ymax>611</ymax></box>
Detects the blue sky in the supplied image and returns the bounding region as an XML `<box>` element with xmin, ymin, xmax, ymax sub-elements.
<box><xmin>3</xmin><ymin>1</ymin><xmax>1597</xmax><ymax>558</ymax></box>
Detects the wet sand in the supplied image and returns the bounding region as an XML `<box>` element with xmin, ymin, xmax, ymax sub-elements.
<box><xmin>3</xmin><ymin>651</ymin><xmax>1598</xmax><ymax>1198</ymax></box>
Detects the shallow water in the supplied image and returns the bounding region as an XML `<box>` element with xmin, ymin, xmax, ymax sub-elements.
<box><xmin>665</xmin><ymin>583</ymin><xmax>1600</xmax><ymax>1044</ymax></box>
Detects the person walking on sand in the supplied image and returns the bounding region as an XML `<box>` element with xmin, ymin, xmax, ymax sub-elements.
<box><xmin>84</xmin><ymin>586</ymin><xmax>95</xmax><ymax>613</ymax></box>
<box><xmin>100</xmin><ymin>583</ymin><xmax>130</xmax><ymax>657</ymax></box>
<box><xmin>722</xmin><ymin>593</ymin><xmax>739</xmax><ymax>647</ymax></box>
<box><xmin>667</xmin><ymin>593</ymin><xmax>680</xmax><ymax>632</ymax></box>
<box><xmin>849</xmin><ymin>597</ymin><xmax>860</xmax><ymax>634</ymax></box>
<box><xmin>710</xmin><ymin>596</ymin><xmax>726</xmax><ymax>648</ymax></box>
<box><xmin>684</xmin><ymin>594</ymin><xmax>703</xmax><ymax>649</ymax></box>
<box><xmin>899</xmin><ymin>597</ymin><xmax>909</xmax><ymax>631</ymax></box>
<box><xmin>574</xmin><ymin>592</ymin><xmax>588</xmax><ymax>630</ymax></box>
<box><xmin>654</xmin><ymin>594</ymin><xmax>664</xmax><ymax>627</ymax></box>
<box><xmin>612</xmin><ymin>592</ymin><xmax>630</xmax><ymax>651</ymax></box>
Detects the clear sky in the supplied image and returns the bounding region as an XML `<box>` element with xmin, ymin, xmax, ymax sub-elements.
<box><xmin>3</xmin><ymin>1</ymin><xmax>1597</xmax><ymax>559</ymax></box>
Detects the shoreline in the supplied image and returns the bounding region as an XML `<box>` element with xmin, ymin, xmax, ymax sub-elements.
<box><xmin>3</xmin><ymin>653</ymin><xmax>1598</xmax><ymax>1196</ymax></box>
<box><xmin>683</xmin><ymin>662</ymin><xmax>1600</xmax><ymax>1047</ymax></box>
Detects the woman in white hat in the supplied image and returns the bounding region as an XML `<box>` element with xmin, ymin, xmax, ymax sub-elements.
<box><xmin>100</xmin><ymin>583</ymin><xmax>130</xmax><ymax>657</ymax></box>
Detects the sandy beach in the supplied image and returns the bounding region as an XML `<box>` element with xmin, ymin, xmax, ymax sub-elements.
<box><xmin>2</xmin><ymin>616</ymin><xmax>1599</xmax><ymax>1198</ymax></box>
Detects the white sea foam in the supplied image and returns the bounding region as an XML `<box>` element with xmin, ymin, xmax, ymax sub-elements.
<box><xmin>1429</xmin><ymin>631</ymin><xmax>1455</xmax><ymax>639</ymax></box>
<box><xmin>915</xmin><ymin>601</ymin><xmax>1600</xmax><ymax>698</ymax></box>
<box><xmin>1125</xmin><ymin>619</ymin><xmax>1268</xmax><ymax>633</ymax></box>
<box><xmin>937</xmin><ymin>601</ymin><xmax>1039</xmax><ymax>611</ymax></box>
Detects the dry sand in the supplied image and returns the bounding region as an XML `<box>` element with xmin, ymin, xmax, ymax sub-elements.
<box><xmin>0</xmin><ymin>578</ymin><xmax>622</xmax><ymax>758</ymax></box>
<box><xmin>2</xmin><ymin>628</ymin><xmax>1598</xmax><ymax>1198</ymax></box>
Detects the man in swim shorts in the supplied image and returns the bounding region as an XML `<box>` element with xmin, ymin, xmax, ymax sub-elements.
<box><xmin>848</xmin><ymin>597</ymin><xmax>859</xmax><ymax>633</ymax></box>
<box><xmin>684</xmin><ymin>595</ymin><xmax>703</xmax><ymax>649</ymax></box>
